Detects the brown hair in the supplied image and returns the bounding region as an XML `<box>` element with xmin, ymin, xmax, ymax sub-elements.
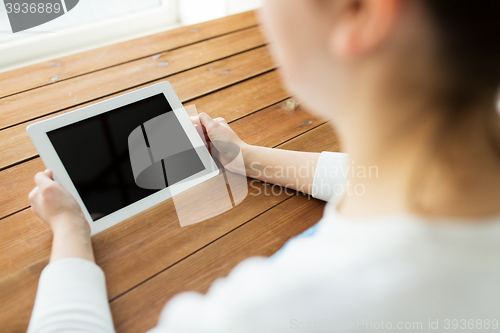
<box><xmin>408</xmin><ymin>1</ymin><xmax>500</xmax><ymax>213</ymax></box>
<box><xmin>424</xmin><ymin>0</ymin><xmax>500</xmax><ymax>107</ymax></box>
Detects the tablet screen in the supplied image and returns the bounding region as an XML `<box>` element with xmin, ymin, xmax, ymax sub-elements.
<box><xmin>47</xmin><ymin>93</ymin><xmax>205</xmax><ymax>221</ymax></box>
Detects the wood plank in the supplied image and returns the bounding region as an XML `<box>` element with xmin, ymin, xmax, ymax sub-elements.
<box><xmin>0</xmin><ymin>11</ymin><xmax>258</xmax><ymax>99</ymax></box>
<box><xmin>0</xmin><ymin>260</ymin><xmax>48</xmax><ymax>333</ymax></box>
<box><xmin>0</xmin><ymin>29</ymin><xmax>270</xmax><ymax>131</ymax></box>
<box><xmin>110</xmin><ymin>194</ymin><xmax>325</xmax><ymax>333</ymax></box>
<box><xmin>171</xmin><ymin>47</ymin><xmax>274</xmax><ymax>102</ymax></box>
<box><xmin>278</xmin><ymin>122</ymin><xmax>342</xmax><ymax>153</ymax></box>
<box><xmin>0</xmin><ymin>71</ymin><xmax>291</xmax><ymax>219</ymax></box>
<box><xmin>0</xmin><ymin>97</ymin><xmax>322</xmax><ymax>276</ymax></box>
<box><xmin>229</xmin><ymin>98</ymin><xmax>324</xmax><ymax>147</ymax></box>
<box><xmin>0</xmin><ymin>69</ymin><xmax>287</xmax><ymax>171</ymax></box>
<box><xmin>0</xmin><ymin>159</ymin><xmax>43</xmax><ymax>220</ymax></box>
<box><xmin>276</xmin><ymin>122</ymin><xmax>340</xmax><ymax>153</ymax></box>
<box><xmin>187</xmin><ymin>69</ymin><xmax>287</xmax><ymax>121</ymax></box>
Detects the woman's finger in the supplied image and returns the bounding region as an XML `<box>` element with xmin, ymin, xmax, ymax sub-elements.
<box><xmin>34</xmin><ymin>172</ymin><xmax>53</xmax><ymax>189</ymax></box>
<box><xmin>214</xmin><ymin>117</ymin><xmax>227</xmax><ymax>124</ymax></box>
<box><xmin>190</xmin><ymin>115</ymin><xmax>201</xmax><ymax>126</ymax></box>
<box><xmin>199</xmin><ymin>113</ymin><xmax>217</xmax><ymax>130</ymax></box>
<box><xmin>44</xmin><ymin>169</ymin><xmax>53</xmax><ymax>179</ymax></box>
<box><xmin>28</xmin><ymin>187</ymin><xmax>39</xmax><ymax>201</ymax></box>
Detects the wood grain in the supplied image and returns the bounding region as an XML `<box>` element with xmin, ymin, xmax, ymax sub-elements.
<box><xmin>0</xmin><ymin>159</ymin><xmax>43</xmax><ymax>220</ymax></box>
<box><xmin>0</xmin><ymin>70</ymin><xmax>288</xmax><ymax>171</ymax></box>
<box><xmin>230</xmin><ymin>99</ymin><xmax>324</xmax><ymax>148</ymax></box>
<box><xmin>170</xmin><ymin>46</ymin><xmax>274</xmax><ymax>102</ymax></box>
<box><xmin>0</xmin><ymin>11</ymin><xmax>258</xmax><ymax>99</ymax></box>
<box><xmin>0</xmin><ymin>28</ymin><xmax>269</xmax><ymax>131</ymax></box>
<box><xmin>187</xmin><ymin>69</ymin><xmax>288</xmax><ymax>121</ymax></box>
<box><xmin>278</xmin><ymin>122</ymin><xmax>342</xmax><ymax>153</ymax></box>
<box><xmin>110</xmin><ymin>194</ymin><xmax>325</xmax><ymax>333</ymax></box>
<box><xmin>0</xmin><ymin>260</ymin><xmax>48</xmax><ymax>333</ymax></box>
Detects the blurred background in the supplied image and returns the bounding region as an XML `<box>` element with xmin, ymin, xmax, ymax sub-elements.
<box><xmin>0</xmin><ymin>0</ymin><xmax>263</xmax><ymax>72</ymax></box>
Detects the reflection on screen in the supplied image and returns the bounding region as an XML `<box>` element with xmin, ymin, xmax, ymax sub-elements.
<box><xmin>47</xmin><ymin>93</ymin><xmax>205</xmax><ymax>221</ymax></box>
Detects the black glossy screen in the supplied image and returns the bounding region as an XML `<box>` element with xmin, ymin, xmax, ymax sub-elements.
<box><xmin>47</xmin><ymin>93</ymin><xmax>205</xmax><ymax>221</ymax></box>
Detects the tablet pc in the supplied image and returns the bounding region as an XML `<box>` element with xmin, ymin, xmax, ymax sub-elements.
<box><xmin>27</xmin><ymin>81</ymin><xmax>219</xmax><ymax>235</ymax></box>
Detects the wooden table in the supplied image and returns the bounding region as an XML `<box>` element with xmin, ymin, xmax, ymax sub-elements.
<box><xmin>0</xmin><ymin>11</ymin><xmax>340</xmax><ymax>333</ymax></box>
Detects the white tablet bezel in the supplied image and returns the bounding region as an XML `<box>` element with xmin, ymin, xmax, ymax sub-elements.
<box><xmin>27</xmin><ymin>81</ymin><xmax>219</xmax><ymax>235</ymax></box>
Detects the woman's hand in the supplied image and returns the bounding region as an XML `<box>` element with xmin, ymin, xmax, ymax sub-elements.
<box><xmin>29</xmin><ymin>169</ymin><xmax>88</xmax><ymax>234</ymax></box>
<box><xmin>190</xmin><ymin>112</ymin><xmax>321</xmax><ymax>196</ymax></box>
<box><xmin>29</xmin><ymin>169</ymin><xmax>94</xmax><ymax>262</ymax></box>
<box><xmin>192</xmin><ymin>113</ymin><xmax>249</xmax><ymax>174</ymax></box>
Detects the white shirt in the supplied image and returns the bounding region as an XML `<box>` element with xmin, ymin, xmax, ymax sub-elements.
<box><xmin>28</xmin><ymin>152</ymin><xmax>500</xmax><ymax>333</ymax></box>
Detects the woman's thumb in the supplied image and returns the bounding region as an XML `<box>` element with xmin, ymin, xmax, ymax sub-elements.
<box><xmin>199</xmin><ymin>113</ymin><xmax>216</xmax><ymax>130</ymax></box>
<box><xmin>44</xmin><ymin>169</ymin><xmax>54</xmax><ymax>179</ymax></box>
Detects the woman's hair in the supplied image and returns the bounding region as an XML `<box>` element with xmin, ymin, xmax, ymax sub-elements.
<box><xmin>423</xmin><ymin>0</ymin><xmax>500</xmax><ymax>105</ymax></box>
<box><xmin>408</xmin><ymin>1</ymin><xmax>500</xmax><ymax>213</ymax></box>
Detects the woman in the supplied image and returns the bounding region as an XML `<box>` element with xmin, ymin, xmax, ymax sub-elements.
<box><xmin>27</xmin><ymin>0</ymin><xmax>500</xmax><ymax>332</ymax></box>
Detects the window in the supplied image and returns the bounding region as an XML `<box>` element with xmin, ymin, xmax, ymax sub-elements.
<box><xmin>0</xmin><ymin>0</ymin><xmax>176</xmax><ymax>71</ymax></box>
<box><xmin>179</xmin><ymin>0</ymin><xmax>262</xmax><ymax>25</ymax></box>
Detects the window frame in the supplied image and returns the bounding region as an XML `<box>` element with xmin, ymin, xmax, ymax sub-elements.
<box><xmin>0</xmin><ymin>0</ymin><xmax>179</xmax><ymax>72</ymax></box>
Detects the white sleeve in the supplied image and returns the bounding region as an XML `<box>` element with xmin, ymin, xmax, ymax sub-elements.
<box><xmin>311</xmin><ymin>152</ymin><xmax>348</xmax><ymax>201</ymax></box>
<box><xmin>28</xmin><ymin>258</ymin><xmax>115</xmax><ymax>333</ymax></box>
